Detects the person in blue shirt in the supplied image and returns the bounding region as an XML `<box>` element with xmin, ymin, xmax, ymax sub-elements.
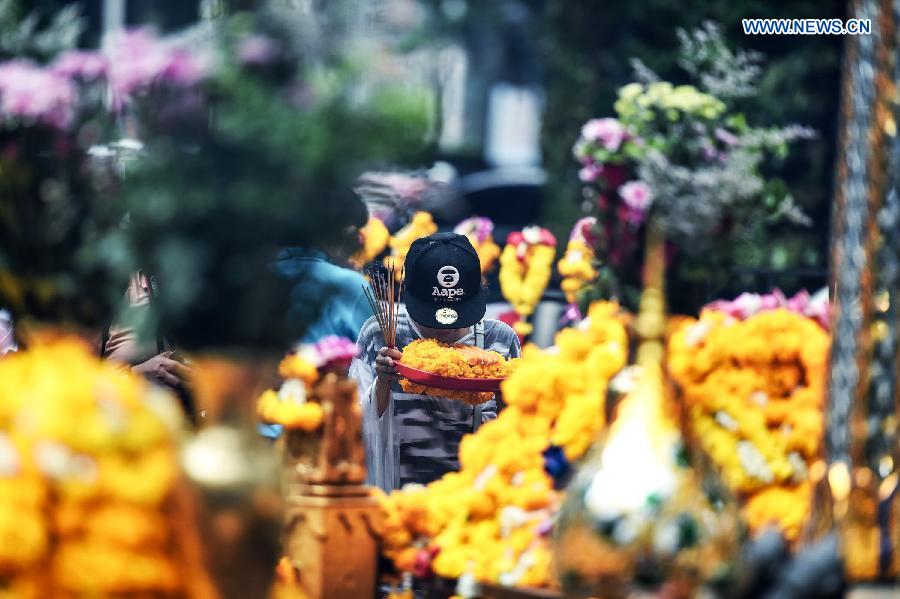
<box><xmin>259</xmin><ymin>245</ymin><xmax>372</xmax><ymax>439</ymax></box>
<box><xmin>278</xmin><ymin>247</ymin><xmax>371</xmax><ymax>344</ymax></box>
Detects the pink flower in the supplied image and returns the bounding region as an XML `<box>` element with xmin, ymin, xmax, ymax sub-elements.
<box><xmin>51</xmin><ymin>50</ymin><xmax>108</xmax><ymax>80</ymax></box>
<box><xmin>618</xmin><ymin>180</ymin><xmax>653</xmax><ymax>213</ymax></box>
<box><xmin>784</xmin><ymin>289</ymin><xmax>810</xmax><ymax>314</ymax></box>
<box><xmin>760</xmin><ymin>289</ymin><xmax>786</xmax><ymax>311</ymax></box>
<box><xmin>299</xmin><ymin>336</ymin><xmax>359</xmax><ymax>368</ymax></box>
<box><xmin>0</xmin><ymin>60</ymin><xmax>75</xmax><ymax>128</ymax></box>
<box><xmin>578</xmin><ymin>163</ymin><xmax>602</xmax><ymax>183</ymax></box>
<box><xmin>714</xmin><ymin>127</ymin><xmax>740</xmax><ymax>146</ymax></box>
<box><xmin>237</xmin><ymin>34</ymin><xmax>277</xmax><ymax>65</ymax></box>
<box><xmin>106</xmin><ymin>29</ymin><xmax>208</xmax><ymax>101</ymax></box>
<box><xmin>581</xmin><ymin>118</ymin><xmax>626</xmax><ymax>152</ymax></box>
<box><xmin>454</xmin><ymin>216</ymin><xmax>494</xmax><ymax>244</ymax></box>
<box><xmin>569</xmin><ymin>216</ymin><xmax>598</xmax><ymax>245</ymax></box>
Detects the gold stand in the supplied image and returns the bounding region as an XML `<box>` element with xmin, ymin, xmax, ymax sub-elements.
<box><xmin>281</xmin><ymin>372</ymin><xmax>382</xmax><ymax>599</ymax></box>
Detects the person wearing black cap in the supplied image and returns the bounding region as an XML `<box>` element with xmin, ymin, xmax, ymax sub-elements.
<box><xmin>350</xmin><ymin>232</ymin><xmax>521</xmax><ymax>492</ymax></box>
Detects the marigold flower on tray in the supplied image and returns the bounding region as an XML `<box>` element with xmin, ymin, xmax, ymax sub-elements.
<box><xmin>398</xmin><ymin>339</ymin><xmax>519</xmax><ymax>405</ymax></box>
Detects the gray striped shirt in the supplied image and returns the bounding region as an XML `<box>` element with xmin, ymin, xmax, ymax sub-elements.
<box><xmin>350</xmin><ymin>307</ymin><xmax>521</xmax><ymax>492</ymax></box>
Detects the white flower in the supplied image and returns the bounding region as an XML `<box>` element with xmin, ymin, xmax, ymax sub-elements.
<box><xmin>0</xmin><ymin>433</ymin><xmax>20</xmax><ymax>477</ymax></box>
<box><xmin>737</xmin><ymin>441</ymin><xmax>773</xmax><ymax>483</ymax></box>
<box><xmin>278</xmin><ymin>379</ymin><xmax>307</xmax><ymax>404</ymax></box>
<box><xmin>714</xmin><ymin>411</ymin><xmax>739</xmax><ymax>432</ymax></box>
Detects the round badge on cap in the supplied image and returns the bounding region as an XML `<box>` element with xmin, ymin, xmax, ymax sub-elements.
<box><xmin>435</xmin><ymin>307</ymin><xmax>458</xmax><ymax>325</ymax></box>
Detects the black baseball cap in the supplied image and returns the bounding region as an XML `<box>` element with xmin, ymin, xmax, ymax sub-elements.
<box><xmin>403</xmin><ymin>232</ymin><xmax>486</xmax><ymax>329</ymax></box>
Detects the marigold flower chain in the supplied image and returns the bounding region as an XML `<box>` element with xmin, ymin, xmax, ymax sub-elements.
<box><xmin>350</xmin><ymin>216</ymin><xmax>391</xmax><ymax>269</ymax></box>
<box><xmin>668</xmin><ymin>307</ymin><xmax>829</xmax><ymax>539</ymax></box>
<box><xmin>499</xmin><ymin>227</ymin><xmax>557</xmax><ymax>337</ymax></box>
<box><xmin>384</xmin><ymin>211</ymin><xmax>437</xmax><ymax>278</ymax></box>
<box><xmin>378</xmin><ymin>302</ymin><xmax>628</xmax><ymax>589</ymax></box>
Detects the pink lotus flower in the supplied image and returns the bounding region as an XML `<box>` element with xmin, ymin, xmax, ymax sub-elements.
<box><xmin>578</xmin><ymin>162</ymin><xmax>602</xmax><ymax>183</ymax></box>
<box><xmin>51</xmin><ymin>50</ymin><xmax>108</xmax><ymax>80</ymax></box>
<box><xmin>238</xmin><ymin>34</ymin><xmax>278</xmax><ymax>65</ymax></box>
<box><xmin>581</xmin><ymin>117</ymin><xmax>626</xmax><ymax>152</ymax></box>
<box><xmin>0</xmin><ymin>60</ymin><xmax>76</xmax><ymax>128</ymax></box>
<box><xmin>618</xmin><ymin>180</ymin><xmax>653</xmax><ymax>213</ymax></box>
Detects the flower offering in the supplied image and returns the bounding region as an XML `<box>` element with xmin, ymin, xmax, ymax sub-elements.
<box><xmin>557</xmin><ymin>217</ymin><xmax>598</xmax><ymax>304</ymax></box>
<box><xmin>378</xmin><ymin>302</ymin><xmax>628</xmax><ymax>589</ymax></box>
<box><xmin>0</xmin><ymin>336</ymin><xmax>204</xmax><ymax>598</ymax></box>
<box><xmin>668</xmin><ymin>293</ymin><xmax>830</xmax><ymax>539</ymax></box>
<box><xmin>499</xmin><ymin>227</ymin><xmax>557</xmax><ymax>337</ymax></box>
<box><xmin>257</xmin><ymin>336</ymin><xmax>359</xmax><ymax>432</ymax></box>
<box><xmin>453</xmin><ymin>216</ymin><xmax>502</xmax><ymax>274</ymax></box>
<box><xmin>398</xmin><ymin>339</ymin><xmax>519</xmax><ymax>405</ymax></box>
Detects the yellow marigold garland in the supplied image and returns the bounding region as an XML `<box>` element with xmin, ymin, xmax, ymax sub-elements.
<box><xmin>557</xmin><ymin>239</ymin><xmax>596</xmax><ymax>304</ymax></box>
<box><xmin>0</xmin><ymin>336</ymin><xmax>193</xmax><ymax>596</ymax></box>
<box><xmin>349</xmin><ymin>216</ymin><xmax>391</xmax><ymax>269</ymax></box>
<box><xmin>498</xmin><ymin>227</ymin><xmax>558</xmax><ymax>337</ymax></box>
<box><xmin>557</xmin><ymin>217</ymin><xmax>598</xmax><ymax>304</ymax></box>
<box><xmin>259</xmin><ymin>353</ymin><xmax>324</xmax><ymax>432</ymax></box>
<box><xmin>258</xmin><ymin>337</ymin><xmax>358</xmax><ymax>432</ymax></box>
<box><xmin>378</xmin><ymin>302</ymin><xmax>628</xmax><ymax>589</ymax></box>
<box><xmin>668</xmin><ymin>308</ymin><xmax>829</xmax><ymax>539</ymax></box>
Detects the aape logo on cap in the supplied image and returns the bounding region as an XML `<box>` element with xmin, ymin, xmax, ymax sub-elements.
<box><xmin>437</xmin><ymin>265</ymin><xmax>460</xmax><ymax>288</ymax></box>
<box><xmin>433</xmin><ymin>265</ymin><xmax>465</xmax><ymax>299</ymax></box>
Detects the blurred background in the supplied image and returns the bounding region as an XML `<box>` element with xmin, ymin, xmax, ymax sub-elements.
<box><xmin>13</xmin><ymin>0</ymin><xmax>842</xmax><ymax>310</ymax></box>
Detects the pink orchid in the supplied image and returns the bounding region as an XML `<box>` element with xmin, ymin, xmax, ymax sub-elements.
<box><xmin>581</xmin><ymin>117</ymin><xmax>626</xmax><ymax>152</ymax></box>
<box><xmin>618</xmin><ymin>180</ymin><xmax>653</xmax><ymax>213</ymax></box>
<box><xmin>106</xmin><ymin>29</ymin><xmax>208</xmax><ymax>101</ymax></box>
<box><xmin>578</xmin><ymin>163</ymin><xmax>603</xmax><ymax>183</ymax></box>
<box><xmin>0</xmin><ymin>60</ymin><xmax>76</xmax><ymax>128</ymax></box>
<box><xmin>51</xmin><ymin>50</ymin><xmax>108</xmax><ymax>81</ymax></box>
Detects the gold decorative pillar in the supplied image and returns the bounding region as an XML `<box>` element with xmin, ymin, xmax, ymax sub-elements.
<box><xmin>282</xmin><ymin>373</ymin><xmax>382</xmax><ymax>599</ymax></box>
<box><xmin>814</xmin><ymin>0</ymin><xmax>900</xmax><ymax>581</ymax></box>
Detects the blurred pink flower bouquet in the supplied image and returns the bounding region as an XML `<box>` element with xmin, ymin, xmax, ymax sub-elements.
<box><xmin>569</xmin><ymin>23</ymin><xmax>814</xmax><ymax>312</ymax></box>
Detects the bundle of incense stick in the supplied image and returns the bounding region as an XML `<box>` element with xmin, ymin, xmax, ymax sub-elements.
<box><xmin>363</xmin><ymin>265</ymin><xmax>403</xmax><ymax>348</ymax></box>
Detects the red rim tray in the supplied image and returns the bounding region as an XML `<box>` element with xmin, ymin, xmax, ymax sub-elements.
<box><xmin>395</xmin><ymin>363</ymin><xmax>505</xmax><ymax>392</ymax></box>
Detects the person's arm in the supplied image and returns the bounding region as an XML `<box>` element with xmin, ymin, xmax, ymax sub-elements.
<box><xmin>487</xmin><ymin>320</ymin><xmax>522</xmax><ymax>414</ymax></box>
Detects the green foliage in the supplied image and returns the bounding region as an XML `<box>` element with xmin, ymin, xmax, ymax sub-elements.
<box><xmin>540</xmin><ymin>0</ymin><xmax>841</xmax><ymax>309</ymax></box>
<box><xmin>0</xmin><ymin>0</ymin><xmax>83</xmax><ymax>62</ymax></box>
<box><xmin>116</xmin><ymin>12</ymin><xmax>429</xmax><ymax>353</ymax></box>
